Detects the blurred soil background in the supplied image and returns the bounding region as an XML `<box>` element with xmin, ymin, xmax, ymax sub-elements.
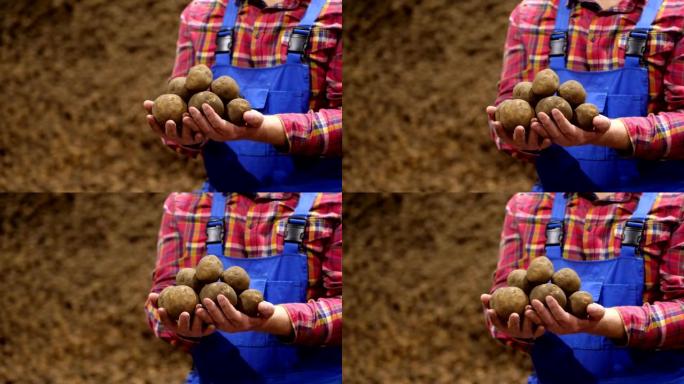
<box><xmin>0</xmin><ymin>194</ymin><xmax>192</xmax><ymax>383</ymax></box>
<box><xmin>344</xmin><ymin>0</ymin><xmax>537</xmax><ymax>191</ymax></box>
<box><xmin>344</xmin><ymin>193</ymin><xmax>532</xmax><ymax>383</ymax></box>
<box><xmin>0</xmin><ymin>0</ymin><xmax>204</xmax><ymax>191</ymax></box>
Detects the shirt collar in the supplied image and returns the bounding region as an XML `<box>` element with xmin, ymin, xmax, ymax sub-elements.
<box><xmin>241</xmin><ymin>0</ymin><xmax>302</xmax><ymax>10</ymax></box>
<box><xmin>569</xmin><ymin>0</ymin><xmax>639</xmax><ymax>13</ymax></box>
<box><xmin>576</xmin><ymin>192</ymin><xmax>634</xmax><ymax>203</ymax></box>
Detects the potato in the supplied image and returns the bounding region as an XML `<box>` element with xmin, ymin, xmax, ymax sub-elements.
<box><xmin>551</xmin><ymin>268</ymin><xmax>581</xmax><ymax>296</ymax></box>
<box><xmin>490</xmin><ymin>286</ymin><xmax>529</xmax><ymax>321</ymax></box>
<box><xmin>211</xmin><ymin>76</ymin><xmax>240</xmax><ymax>103</ymax></box>
<box><xmin>506</xmin><ymin>269</ymin><xmax>531</xmax><ymax>294</ymax></box>
<box><xmin>532</xmin><ymin>69</ymin><xmax>560</xmax><ymax>97</ymax></box>
<box><xmin>196</xmin><ymin>255</ymin><xmax>223</xmax><ymax>283</ymax></box>
<box><xmin>186</xmin><ymin>64</ymin><xmax>213</xmax><ymax>92</ymax></box>
<box><xmin>568</xmin><ymin>291</ymin><xmax>594</xmax><ymax>318</ymax></box>
<box><xmin>497</xmin><ymin>99</ymin><xmax>535</xmax><ymax>135</ymax></box>
<box><xmin>189</xmin><ymin>91</ymin><xmax>225</xmax><ymax>117</ymax></box>
<box><xmin>512</xmin><ymin>81</ymin><xmax>537</xmax><ymax>106</ymax></box>
<box><xmin>167</xmin><ymin>77</ymin><xmax>190</xmax><ymax>100</ymax></box>
<box><xmin>558</xmin><ymin>80</ymin><xmax>586</xmax><ymax>107</ymax></box>
<box><xmin>227</xmin><ymin>98</ymin><xmax>252</xmax><ymax>126</ymax></box>
<box><xmin>574</xmin><ymin>103</ymin><xmax>599</xmax><ymax>131</ymax></box>
<box><xmin>239</xmin><ymin>289</ymin><xmax>264</xmax><ymax>317</ymax></box>
<box><xmin>158</xmin><ymin>285</ymin><xmax>199</xmax><ymax>320</ymax></box>
<box><xmin>221</xmin><ymin>266</ymin><xmax>250</xmax><ymax>293</ymax></box>
<box><xmin>536</xmin><ymin>96</ymin><xmax>573</xmax><ymax>122</ymax></box>
<box><xmin>199</xmin><ymin>282</ymin><xmax>237</xmax><ymax>306</ymax></box>
<box><xmin>529</xmin><ymin>283</ymin><xmax>567</xmax><ymax>308</ymax></box>
<box><xmin>176</xmin><ymin>268</ymin><xmax>201</xmax><ymax>291</ymax></box>
<box><xmin>152</xmin><ymin>94</ymin><xmax>187</xmax><ymax>126</ymax></box>
<box><xmin>527</xmin><ymin>256</ymin><xmax>554</xmax><ymax>285</ymax></box>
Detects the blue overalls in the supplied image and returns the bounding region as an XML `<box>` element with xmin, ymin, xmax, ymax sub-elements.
<box><xmin>186</xmin><ymin>193</ymin><xmax>342</xmax><ymax>384</ymax></box>
<box><xmin>528</xmin><ymin>193</ymin><xmax>684</xmax><ymax>384</ymax></box>
<box><xmin>202</xmin><ymin>0</ymin><xmax>342</xmax><ymax>192</ymax></box>
<box><xmin>533</xmin><ymin>0</ymin><xmax>684</xmax><ymax>192</ymax></box>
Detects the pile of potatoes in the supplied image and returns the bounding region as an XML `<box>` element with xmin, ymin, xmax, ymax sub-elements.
<box><xmin>152</xmin><ymin>64</ymin><xmax>253</xmax><ymax>129</ymax></box>
<box><xmin>495</xmin><ymin>68</ymin><xmax>600</xmax><ymax>133</ymax></box>
<box><xmin>158</xmin><ymin>255</ymin><xmax>265</xmax><ymax>320</ymax></box>
<box><xmin>490</xmin><ymin>256</ymin><xmax>595</xmax><ymax>322</ymax></box>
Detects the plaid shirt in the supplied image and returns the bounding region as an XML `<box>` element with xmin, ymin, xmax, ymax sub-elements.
<box><xmin>168</xmin><ymin>0</ymin><xmax>342</xmax><ymax>156</ymax></box>
<box><xmin>493</xmin><ymin>0</ymin><xmax>684</xmax><ymax>160</ymax></box>
<box><xmin>144</xmin><ymin>192</ymin><xmax>342</xmax><ymax>350</ymax></box>
<box><xmin>487</xmin><ymin>192</ymin><xmax>684</xmax><ymax>351</ymax></box>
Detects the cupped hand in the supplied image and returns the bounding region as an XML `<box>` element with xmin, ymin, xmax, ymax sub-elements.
<box><xmin>148</xmin><ymin>292</ymin><xmax>215</xmax><ymax>339</ymax></box>
<box><xmin>528</xmin><ymin>296</ymin><xmax>606</xmax><ymax>335</ymax></box>
<box><xmin>187</xmin><ymin>104</ymin><xmax>262</xmax><ymax>142</ymax></box>
<box><xmin>487</xmin><ymin>105</ymin><xmax>551</xmax><ymax>153</ymax></box>
<box><xmin>196</xmin><ymin>294</ymin><xmax>276</xmax><ymax>334</ymax></box>
<box><xmin>531</xmin><ymin>109</ymin><xmax>611</xmax><ymax>147</ymax></box>
<box><xmin>143</xmin><ymin>100</ymin><xmax>205</xmax><ymax>146</ymax></box>
<box><xmin>481</xmin><ymin>293</ymin><xmax>546</xmax><ymax>340</ymax></box>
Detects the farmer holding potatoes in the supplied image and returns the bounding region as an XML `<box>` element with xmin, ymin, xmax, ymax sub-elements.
<box><xmin>488</xmin><ymin>0</ymin><xmax>684</xmax><ymax>191</ymax></box>
<box><xmin>144</xmin><ymin>0</ymin><xmax>342</xmax><ymax>192</ymax></box>
<box><xmin>482</xmin><ymin>192</ymin><xmax>684</xmax><ymax>383</ymax></box>
<box><xmin>145</xmin><ymin>193</ymin><xmax>342</xmax><ymax>383</ymax></box>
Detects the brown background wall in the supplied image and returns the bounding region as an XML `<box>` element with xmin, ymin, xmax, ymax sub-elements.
<box><xmin>344</xmin><ymin>193</ymin><xmax>531</xmax><ymax>383</ymax></box>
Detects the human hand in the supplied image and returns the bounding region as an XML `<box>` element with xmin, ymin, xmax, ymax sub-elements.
<box><xmin>531</xmin><ymin>109</ymin><xmax>612</xmax><ymax>147</ymax></box>
<box><xmin>487</xmin><ymin>105</ymin><xmax>551</xmax><ymax>154</ymax></box>
<box><xmin>188</xmin><ymin>105</ymin><xmax>286</xmax><ymax>146</ymax></box>
<box><xmin>143</xmin><ymin>100</ymin><xmax>205</xmax><ymax>146</ymax></box>
<box><xmin>481</xmin><ymin>293</ymin><xmax>546</xmax><ymax>340</ymax></box>
<box><xmin>528</xmin><ymin>296</ymin><xmax>605</xmax><ymax>335</ymax></box>
<box><xmin>148</xmin><ymin>292</ymin><xmax>215</xmax><ymax>339</ymax></box>
<box><xmin>196</xmin><ymin>294</ymin><xmax>277</xmax><ymax>334</ymax></box>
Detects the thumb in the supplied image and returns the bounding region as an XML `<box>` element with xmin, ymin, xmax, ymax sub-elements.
<box><xmin>586</xmin><ymin>303</ymin><xmax>606</xmax><ymax>321</ymax></box>
<box><xmin>243</xmin><ymin>110</ymin><xmax>265</xmax><ymax>128</ymax></box>
<box><xmin>257</xmin><ymin>301</ymin><xmax>276</xmax><ymax>318</ymax></box>
<box><xmin>593</xmin><ymin>115</ymin><xmax>611</xmax><ymax>134</ymax></box>
<box><xmin>480</xmin><ymin>294</ymin><xmax>491</xmax><ymax>309</ymax></box>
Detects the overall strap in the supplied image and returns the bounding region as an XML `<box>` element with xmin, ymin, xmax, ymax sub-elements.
<box><xmin>620</xmin><ymin>193</ymin><xmax>657</xmax><ymax>258</ymax></box>
<box><xmin>283</xmin><ymin>193</ymin><xmax>318</xmax><ymax>254</ymax></box>
<box><xmin>286</xmin><ymin>0</ymin><xmax>328</xmax><ymax>65</ymax></box>
<box><xmin>206</xmin><ymin>193</ymin><xmax>228</xmax><ymax>257</ymax></box>
<box><xmin>549</xmin><ymin>0</ymin><xmax>573</xmax><ymax>70</ymax></box>
<box><xmin>545</xmin><ymin>193</ymin><xmax>568</xmax><ymax>259</ymax></box>
<box><xmin>625</xmin><ymin>0</ymin><xmax>664</xmax><ymax>68</ymax></box>
<box><xmin>215</xmin><ymin>0</ymin><xmax>242</xmax><ymax>67</ymax></box>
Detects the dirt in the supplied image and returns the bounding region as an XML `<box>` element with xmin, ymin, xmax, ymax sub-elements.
<box><xmin>344</xmin><ymin>0</ymin><xmax>537</xmax><ymax>192</ymax></box>
<box><xmin>0</xmin><ymin>194</ymin><xmax>191</xmax><ymax>383</ymax></box>
<box><xmin>0</xmin><ymin>1</ymin><xmax>205</xmax><ymax>192</ymax></box>
<box><xmin>344</xmin><ymin>193</ymin><xmax>531</xmax><ymax>383</ymax></box>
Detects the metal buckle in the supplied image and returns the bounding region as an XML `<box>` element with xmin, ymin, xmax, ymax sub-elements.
<box><xmin>545</xmin><ymin>221</ymin><xmax>563</xmax><ymax>246</ymax></box>
<box><xmin>284</xmin><ymin>217</ymin><xmax>306</xmax><ymax>243</ymax></box>
<box><xmin>288</xmin><ymin>27</ymin><xmax>311</xmax><ymax>55</ymax></box>
<box><xmin>216</xmin><ymin>28</ymin><xmax>233</xmax><ymax>54</ymax></box>
<box><xmin>622</xmin><ymin>220</ymin><xmax>644</xmax><ymax>247</ymax></box>
<box><xmin>549</xmin><ymin>31</ymin><xmax>567</xmax><ymax>56</ymax></box>
<box><xmin>206</xmin><ymin>220</ymin><xmax>224</xmax><ymax>244</ymax></box>
<box><xmin>626</xmin><ymin>29</ymin><xmax>648</xmax><ymax>57</ymax></box>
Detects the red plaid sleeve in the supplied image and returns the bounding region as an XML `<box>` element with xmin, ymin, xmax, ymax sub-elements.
<box><xmin>281</xmin><ymin>219</ymin><xmax>342</xmax><ymax>346</ymax></box>
<box><xmin>144</xmin><ymin>194</ymin><xmax>197</xmax><ymax>352</ymax></box>
<box><xmin>616</xmin><ymin>208</ymin><xmax>684</xmax><ymax>349</ymax></box>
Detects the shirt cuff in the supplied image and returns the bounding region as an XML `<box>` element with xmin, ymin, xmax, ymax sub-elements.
<box><xmin>620</xmin><ymin>117</ymin><xmax>648</xmax><ymax>158</ymax></box>
<box><xmin>615</xmin><ymin>305</ymin><xmax>651</xmax><ymax>349</ymax></box>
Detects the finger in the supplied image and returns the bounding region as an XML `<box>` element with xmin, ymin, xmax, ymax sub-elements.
<box><xmin>143</xmin><ymin>100</ymin><xmax>154</xmax><ymax>113</ymax></box>
<box><xmin>190</xmin><ymin>107</ymin><xmax>215</xmax><ymax>138</ymax></box>
<box><xmin>532</xmin><ymin>299</ymin><xmax>560</xmax><ymax>330</ymax></box>
<box><xmin>487</xmin><ymin>309</ymin><xmax>506</xmax><ymax>330</ymax></box>
<box><xmin>480</xmin><ymin>294</ymin><xmax>492</xmax><ymax>309</ymax></box>
<box><xmin>494</xmin><ymin>123</ymin><xmax>513</xmax><ymax>145</ymax></box>
<box><xmin>540</xmin><ymin>138</ymin><xmax>552</xmax><ymax>150</ymax></box>
<box><xmin>165</xmin><ymin>120</ymin><xmax>178</xmax><ymax>140</ymax></box>
<box><xmin>202</xmin><ymin>104</ymin><xmax>229</xmax><ymax>129</ymax></box>
<box><xmin>527</xmin><ymin>127</ymin><xmax>541</xmax><ymax>149</ymax></box>
<box><xmin>525</xmin><ymin>308</ymin><xmax>543</xmax><ymax>325</ymax></box>
<box><xmin>217</xmin><ymin>294</ymin><xmax>242</xmax><ymax>320</ymax></box>
<box><xmin>243</xmin><ymin>110</ymin><xmax>264</xmax><ymax>128</ymax></box>
<box><xmin>195</xmin><ymin>306</ymin><xmax>214</xmax><ymax>325</ymax></box>
<box><xmin>533</xmin><ymin>325</ymin><xmax>546</xmax><ymax>339</ymax></box>
<box><xmin>148</xmin><ymin>293</ymin><xmax>159</xmax><ymax>307</ymax></box>
<box><xmin>147</xmin><ymin>115</ymin><xmax>165</xmax><ymax>138</ymax></box>
<box><xmin>546</xmin><ymin>296</ymin><xmax>571</xmax><ymax>325</ymax></box>
<box><xmin>158</xmin><ymin>308</ymin><xmax>178</xmax><ymax>332</ymax></box>
<box><xmin>586</xmin><ymin>303</ymin><xmax>606</xmax><ymax>321</ymax></box>
<box><xmin>508</xmin><ymin>313</ymin><xmax>521</xmax><ymax>332</ymax></box>
<box><xmin>257</xmin><ymin>301</ymin><xmax>275</xmax><ymax>318</ymax></box>
<box><xmin>203</xmin><ymin>298</ymin><xmax>229</xmax><ymax>327</ymax></box>
<box><xmin>552</xmin><ymin>109</ymin><xmax>581</xmax><ymax>140</ymax></box>
<box><xmin>178</xmin><ymin>312</ymin><xmax>191</xmax><ymax>333</ymax></box>
<box><xmin>486</xmin><ymin>105</ymin><xmax>498</xmax><ymax>121</ymax></box>
<box><xmin>512</xmin><ymin>126</ymin><xmax>526</xmax><ymax>148</ymax></box>
<box><xmin>593</xmin><ymin>115</ymin><xmax>611</xmax><ymax>134</ymax></box>
<box><xmin>538</xmin><ymin>112</ymin><xmax>563</xmax><ymax>141</ymax></box>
